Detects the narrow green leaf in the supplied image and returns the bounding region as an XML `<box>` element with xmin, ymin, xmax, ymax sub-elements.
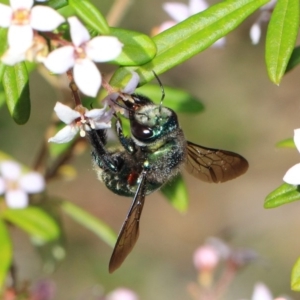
<box><xmin>2</xmin><ymin>62</ymin><xmax>30</xmax><ymax>124</ymax></box>
<box><xmin>1</xmin><ymin>207</ymin><xmax>60</xmax><ymax>243</ymax></box>
<box><xmin>264</xmin><ymin>183</ymin><xmax>300</xmax><ymax>208</ymax></box>
<box><xmin>69</xmin><ymin>0</ymin><xmax>110</xmax><ymax>34</ymax></box>
<box><xmin>0</xmin><ymin>85</ymin><xmax>5</xmax><ymax>109</ymax></box>
<box><xmin>109</xmin><ymin>28</ymin><xmax>156</xmax><ymax>66</ymax></box>
<box><xmin>266</xmin><ymin>0</ymin><xmax>299</xmax><ymax>84</ymax></box>
<box><xmin>110</xmin><ymin>0</ymin><xmax>269</xmax><ymax>88</ymax></box>
<box><xmin>161</xmin><ymin>174</ymin><xmax>189</xmax><ymax>212</ymax></box>
<box><xmin>285</xmin><ymin>46</ymin><xmax>300</xmax><ymax>73</ymax></box>
<box><xmin>48</xmin><ymin>0</ymin><xmax>68</xmax><ymax>10</ymax></box>
<box><xmin>0</xmin><ymin>219</ymin><xmax>12</xmax><ymax>289</ymax></box>
<box><xmin>292</xmin><ymin>257</ymin><xmax>300</xmax><ymax>291</ymax></box>
<box><xmin>60</xmin><ymin>201</ymin><xmax>116</xmax><ymax>248</ymax></box>
<box><xmin>136</xmin><ymin>84</ymin><xmax>204</xmax><ymax>113</ymax></box>
<box><xmin>276</xmin><ymin>137</ymin><xmax>295</xmax><ymax>148</ymax></box>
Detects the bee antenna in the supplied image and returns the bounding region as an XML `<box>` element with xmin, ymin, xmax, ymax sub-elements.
<box><xmin>152</xmin><ymin>71</ymin><xmax>165</xmax><ymax>113</ymax></box>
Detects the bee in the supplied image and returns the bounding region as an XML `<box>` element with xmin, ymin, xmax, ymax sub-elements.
<box><xmin>87</xmin><ymin>88</ymin><xmax>248</xmax><ymax>273</ymax></box>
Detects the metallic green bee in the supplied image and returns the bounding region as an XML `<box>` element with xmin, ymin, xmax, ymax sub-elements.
<box><xmin>87</xmin><ymin>92</ymin><xmax>248</xmax><ymax>273</ymax></box>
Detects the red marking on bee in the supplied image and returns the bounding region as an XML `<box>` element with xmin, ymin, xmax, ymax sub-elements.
<box><xmin>127</xmin><ymin>172</ymin><xmax>139</xmax><ymax>186</ymax></box>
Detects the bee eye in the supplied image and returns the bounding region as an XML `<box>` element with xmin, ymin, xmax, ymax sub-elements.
<box><xmin>131</xmin><ymin>123</ymin><xmax>153</xmax><ymax>140</ymax></box>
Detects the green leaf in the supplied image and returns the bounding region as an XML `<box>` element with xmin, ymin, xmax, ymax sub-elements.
<box><xmin>109</xmin><ymin>28</ymin><xmax>156</xmax><ymax>66</ymax></box>
<box><xmin>292</xmin><ymin>257</ymin><xmax>300</xmax><ymax>291</ymax></box>
<box><xmin>2</xmin><ymin>62</ymin><xmax>30</xmax><ymax>124</ymax></box>
<box><xmin>69</xmin><ymin>0</ymin><xmax>110</xmax><ymax>34</ymax></box>
<box><xmin>161</xmin><ymin>174</ymin><xmax>189</xmax><ymax>212</ymax></box>
<box><xmin>1</xmin><ymin>207</ymin><xmax>60</xmax><ymax>243</ymax></box>
<box><xmin>264</xmin><ymin>183</ymin><xmax>300</xmax><ymax>208</ymax></box>
<box><xmin>266</xmin><ymin>0</ymin><xmax>299</xmax><ymax>84</ymax></box>
<box><xmin>60</xmin><ymin>201</ymin><xmax>116</xmax><ymax>248</ymax></box>
<box><xmin>0</xmin><ymin>85</ymin><xmax>5</xmax><ymax>109</ymax></box>
<box><xmin>285</xmin><ymin>46</ymin><xmax>300</xmax><ymax>73</ymax></box>
<box><xmin>110</xmin><ymin>0</ymin><xmax>269</xmax><ymax>88</ymax></box>
<box><xmin>48</xmin><ymin>0</ymin><xmax>68</xmax><ymax>10</ymax></box>
<box><xmin>136</xmin><ymin>84</ymin><xmax>204</xmax><ymax>113</ymax></box>
<box><xmin>0</xmin><ymin>218</ymin><xmax>12</xmax><ymax>289</ymax></box>
<box><xmin>276</xmin><ymin>137</ymin><xmax>295</xmax><ymax>148</ymax></box>
<box><xmin>0</xmin><ymin>27</ymin><xmax>7</xmax><ymax>56</ymax></box>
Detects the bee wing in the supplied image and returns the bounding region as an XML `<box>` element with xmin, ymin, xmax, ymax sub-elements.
<box><xmin>185</xmin><ymin>141</ymin><xmax>249</xmax><ymax>183</ymax></box>
<box><xmin>109</xmin><ymin>171</ymin><xmax>147</xmax><ymax>273</ymax></box>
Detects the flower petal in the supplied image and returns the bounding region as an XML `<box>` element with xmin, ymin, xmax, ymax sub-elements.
<box><xmin>73</xmin><ymin>59</ymin><xmax>101</xmax><ymax>97</ymax></box>
<box><xmin>122</xmin><ymin>72</ymin><xmax>140</xmax><ymax>94</ymax></box>
<box><xmin>10</xmin><ymin>0</ymin><xmax>33</xmax><ymax>10</ymax></box>
<box><xmin>212</xmin><ymin>37</ymin><xmax>226</xmax><ymax>48</ymax></box>
<box><xmin>53</xmin><ymin>102</ymin><xmax>80</xmax><ymax>124</ymax></box>
<box><xmin>68</xmin><ymin>16</ymin><xmax>90</xmax><ymax>47</ymax></box>
<box><xmin>0</xmin><ymin>178</ymin><xmax>6</xmax><ymax>195</ymax></box>
<box><xmin>189</xmin><ymin>0</ymin><xmax>208</xmax><ymax>15</ymax></box>
<box><xmin>251</xmin><ymin>282</ymin><xmax>273</xmax><ymax>300</ymax></box>
<box><xmin>5</xmin><ymin>189</ymin><xmax>28</xmax><ymax>209</ymax></box>
<box><xmin>1</xmin><ymin>48</ymin><xmax>26</xmax><ymax>65</ymax></box>
<box><xmin>250</xmin><ymin>23</ymin><xmax>261</xmax><ymax>45</ymax></box>
<box><xmin>106</xmin><ymin>288</ymin><xmax>138</xmax><ymax>300</ymax></box>
<box><xmin>19</xmin><ymin>172</ymin><xmax>45</xmax><ymax>193</ymax></box>
<box><xmin>8</xmin><ymin>24</ymin><xmax>33</xmax><ymax>52</ymax></box>
<box><xmin>163</xmin><ymin>3</ymin><xmax>189</xmax><ymax>22</ymax></box>
<box><xmin>48</xmin><ymin>125</ymin><xmax>79</xmax><ymax>143</ymax></box>
<box><xmin>294</xmin><ymin>129</ymin><xmax>300</xmax><ymax>153</ymax></box>
<box><xmin>30</xmin><ymin>6</ymin><xmax>65</xmax><ymax>31</ymax></box>
<box><xmin>86</xmin><ymin>36</ymin><xmax>123</xmax><ymax>62</ymax></box>
<box><xmin>85</xmin><ymin>107</ymin><xmax>106</xmax><ymax>119</ymax></box>
<box><xmin>0</xmin><ymin>161</ymin><xmax>21</xmax><ymax>180</ymax></box>
<box><xmin>44</xmin><ymin>46</ymin><xmax>75</xmax><ymax>73</ymax></box>
<box><xmin>283</xmin><ymin>163</ymin><xmax>300</xmax><ymax>185</ymax></box>
<box><xmin>0</xmin><ymin>4</ymin><xmax>12</xmax><ymax>27</ymax></box>
<box><xmin>152</xmin><ymin>21</ymin><xmax>177</xmax><ymax>35</ymax></box>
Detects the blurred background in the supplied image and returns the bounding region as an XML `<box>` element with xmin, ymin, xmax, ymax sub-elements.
<box><xmin>1</xmin><ymin>0</ymin><xmax>300</xmax><ymax>299</ymax></box>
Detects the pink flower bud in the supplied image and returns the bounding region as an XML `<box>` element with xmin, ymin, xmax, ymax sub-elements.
<box><xmin>193</xmin><ymin>245</ymin><xmax>220</xmax><ymax>271</ymax></box>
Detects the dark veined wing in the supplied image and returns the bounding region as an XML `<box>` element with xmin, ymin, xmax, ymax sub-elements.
<box><xmin>109</xmin><ymin>171</ymin><xmax>147</xmax><ymax>273</ymax></box>
<box><xmin>185</xmin><ymin>141</ymin><xmax>249</xmax><ymax>183</ymax></box>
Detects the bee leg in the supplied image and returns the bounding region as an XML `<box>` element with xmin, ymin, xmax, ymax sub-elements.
<box><xmin>115</xmin><ymin>116</ymin><xmax>136</xmax><ymax>154</ymax></box>
<box><xmin>87</xmin><ymin>129</ymin><xmax>121</xmax><ymax>173</ymax></box>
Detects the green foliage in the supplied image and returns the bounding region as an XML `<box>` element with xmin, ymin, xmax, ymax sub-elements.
<box><xmin>276</xmin><ymin>138</ymin><xmax>295</xmax><ymax>148</ymax></box>
<box><xmin>161</xmin><ymin>174</ymin><xmax>189</xmax><ymax>213</ymax></box>
<box><xmin>266</xmin><ymin>0</ymin><xmax>299</xmax><ymax>84</ymax></box>
<box><xmin>292</xmin><ymin>257</ymin><xmax>300</xmax><ymax>291</ymax></box>
<box><xmin>2</xmin><ymin>63</ymin><xmax>30</xmax><ymax>124</ymax></box>
<box><xmin>69</xmin><ymin>0</ymin><xmax>110</xmax><ymax>34</ymax></box>
<box><xmin>0</xmin><ymin>219</ymin><xmax>12</xmax><ymax>290</ymax></box>
<box><xmin>286</xmin><ymin>46</ymin><xmax>300</xmax><ymax>73</ymax></box>
<box><xmin>1</xmin><ymin>207</ymin><xmax>60</xmax><ymax>244</ymax></box>
<box><xmin>110</xmin><ymin>28</ymin><xmax>157</xmax><ymax>66</ymax></box>
<box><xmin>48</xmin><ymin>0</ymin><xmax>68</xmax><ymax>10</ymax></box>
<box><xmin>110</xmin><ymin>0</ymin><xmax>269</xmax><ymax>88</ymax></box>
<box><xmin>264</xmin><ymin>183</ymin><xmax>300</xmax><ymax>208</ymax></box>
<box><xmin>60</xmin><ymin>201</ymin><xmax>117</xmax><ymax>248</ymax></box>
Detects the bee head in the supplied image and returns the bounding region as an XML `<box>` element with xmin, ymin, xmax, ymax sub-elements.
<box><xmin>124</xmin><ymin>94</ymin><xmax>179</xmax><ymax>144</ymax></box>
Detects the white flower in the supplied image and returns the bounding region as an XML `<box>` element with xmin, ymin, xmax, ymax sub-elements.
<box><xmin>154</xmin><ymin>0</ymin><xmax>225</xmax><ymax>47</ymax></box>
<box><xmin>251</xmin><ymin>283</ymin><xmax>273</xmax><ymax>300</ymax></box>
<box><xmin>106</xmin><ymin>288</ymin><xmax>139</xmax><ymax>300</ymax></box>
<box><xmin>283</xmin><ymin>129</ymin><xmax>300</xmax><ymax>185</ymax></box>
<box><xmin>0</xmin><ymin>161</ymin><xmax>45</xmax><ymax>209</ymax></box>
<box><xmin>250</xmin><ymin>0</ymin><xmax>277</xmax><ymax>44</ymax></box>
<box><xmin>48</xmin><ymin>102</ymin><xmax>112</xmax><ymax>144</ymax></box>
<box><xmin>44</xmin><ymin>16</ymin><xmax>123</xmax><ymax>97</ymax></box>
<box><xmin>0</xmin><ymin>0</ymin><xmax>64</xmax><ymax>55</ymax></box>
<box><xmin>2</xmin><ymin>35</ymin><xmax>48</xmax><ymax>65</ymax></box>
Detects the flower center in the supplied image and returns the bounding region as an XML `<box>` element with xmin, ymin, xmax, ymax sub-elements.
<box><xmin>74</xmin><ymin>47</ymin><xmax>87</xmax><ymax>60</ymax></box>
<box><xmin>12</xmin><ymin>9</ymin><xmax>30</xmax><ymax>25</ymax></box>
